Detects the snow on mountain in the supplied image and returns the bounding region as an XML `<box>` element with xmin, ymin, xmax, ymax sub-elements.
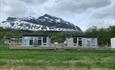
<box><xmin>0</xmin><ymin>14</ymin><xmax>82</xmax><ymax>31</ymax></box>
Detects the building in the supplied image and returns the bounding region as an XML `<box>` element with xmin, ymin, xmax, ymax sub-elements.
<box><xmin>21</xmin><ymin>34</ymin><xmax>51</xmax><ymax>47</ymax></box>
<box><xmin>111</xmin><ymin>38</ymin><xmax>115</xmax><ymax>48</ymax></box>
<box><xmin>4</xmin><ymin>33</ymin><xmax>98</xmax><ymax>48</ymax></box>
<box><xmin>4</xmin><ymin>38</ymin><xmax>21</xmax><ymax>45</ymax></box>
<box><xmin>65</xmin><ymin>35</ymin><xmax>98</xmax><ymax>48</ymax></box>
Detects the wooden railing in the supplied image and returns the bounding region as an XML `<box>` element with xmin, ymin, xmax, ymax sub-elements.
<box><xmin>8</xmin><ymin>44</ymin><xmax>115</xmax><ymax>50</ymax></box>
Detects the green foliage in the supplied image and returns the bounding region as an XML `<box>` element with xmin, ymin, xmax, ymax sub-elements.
<box><xmin>0</xmin><ymin>44</ymin><xmax>115</xmax><ymax>69</ymax></box>
<box><xmin>0</xmin><ymin>61</ymin><xmax>7</xmax><ymax>66</ymax></box>
<box><xmin>75</xmin><ymin>62</ymin><xmax>91</xmax><ymax>69</ymax></box>
<box><xmin>0</xmin><ymin>27</ymin><xmax>5</xmax><ymax>39</ymax></box>
<box><xmin>0</xmin><ymin>44</ymin><xmax>9</xmax><ymax>50</ymax></box>
<box><xmin>85</xmin><ymin>25</ymin><xmax>115</xmax><ymax>46</ymax></box>
<box><xmin>51</xmin><ymin>32</ymin><xmax>66</xmax><ymax>43</ymax></box>
<box><xmin>0</xmin><ymin>28</ymin><xmax>22</xmax><ymax>42</ymax></box>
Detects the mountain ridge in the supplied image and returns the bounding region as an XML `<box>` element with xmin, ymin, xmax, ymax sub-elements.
<box><xmin>0</xmin><ymin>14</ymin><xmax>82</xmax><ymax>32</ymax></box>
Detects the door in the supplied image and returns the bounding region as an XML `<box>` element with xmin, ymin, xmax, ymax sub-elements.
<box><xmin>29</xmin><ymin>40</ymin><xmax>33</xmax><ymax>45</ymax></box>
<box><xmin>43</xmin><ymin>37</ymin><xmax>47</xmax><ymax>45</ymax></box>
<box><xmin>34</xmin><ymin>39</ymin><xmax>38</xmax><ymax>47</ymax></box>
<box><xmin>87</xmin><ymin>40</ymin><xmax>90</xmax><ymax>47</ymax></box>
<box><xmin>38</xmin><ymin>40</ymin><xmax>42</xmax><ymax>45</ymax></box>
<box><xmin>78</xmin><ymin>38</ymin><xmax>82</xmax><ymax>46</ymax></box>
<box><xmin>73</xmin><ymin>37</ymin><xmax>77</xmax><ymax>46</ymax></box>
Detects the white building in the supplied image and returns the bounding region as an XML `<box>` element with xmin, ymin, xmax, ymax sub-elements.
<box><xmin>65</xmin><ymin>35</ymin><xmax>98</xmax><ymax>48</ymax></box>
<box><xmin>111</xmin><ymin>38</ymin><xmax>115</xmax><ymax>48</ymax></box>
<box><xmin>21</xmin><ymin>34</ymin><xmax>51</xmax><ymax>47</ymax></box>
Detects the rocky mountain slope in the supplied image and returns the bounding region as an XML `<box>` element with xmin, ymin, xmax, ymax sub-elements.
<box><xmin>0</xmin><ymin>14</ymin><xmax>81</xmax><ymax>31</ymax></box>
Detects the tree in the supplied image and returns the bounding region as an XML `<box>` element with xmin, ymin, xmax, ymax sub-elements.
<box><xmin>85</xmin><ymin>25</ymin><xmax>115</xmax><ymax>47</ymax></box>
<box><xmin>0</xmin><ymin>27</ymin><xmax>5</xmax><ymax>40</ymax></box>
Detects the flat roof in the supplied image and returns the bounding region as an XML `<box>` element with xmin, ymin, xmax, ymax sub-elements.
<box><xmin>22</xmin><ymin>33</ymin><xmax>50</xmax><ymax>37</ymax></box>
<box><xmin>72</xmin><ymin>35</ymin><xmax>97</xmax><ymax>38</ymax></box>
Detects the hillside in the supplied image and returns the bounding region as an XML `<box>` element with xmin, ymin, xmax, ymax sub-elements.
<box><xmin>0</xmin><ymin>14</ymin><xmax>81</xmax><ymax>32</ymax></box>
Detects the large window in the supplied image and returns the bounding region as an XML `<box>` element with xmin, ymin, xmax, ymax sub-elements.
<box><xmin>91</xmin><ymin>38</ymin><xmax>96</xmax><ymax>46</ymax></box>
<box><xmin>43</xmin><ymin>37</ymin><xmax>47</xmax><ymax>43</ymax></box>
<box><xmin>73</xmin><ymin>37</ymin><xmax>77</xmax><ymax>43</ymax></box>
<box><xmin>78</xmin><ymin>38</ymin><xmax>82</xmax><ymax>46</ymax></box>
<box><xmin>29</xmin><ymin>40</ymin><xmax>33</xmax><ymax>45</ymax></box>
<box><xmin>38</xmin><ymin>40</ymin><xmax>42</xmax><ymax>45</ymax></box>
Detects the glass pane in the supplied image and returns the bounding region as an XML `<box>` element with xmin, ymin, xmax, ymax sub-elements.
<box><xmin>29</xmin><ymin>40</ymin><xmax>33</xmax><ymax>45</ymax></box>
<box><xmin>38</xmin><ymin>40</ymin><xmax>42</xmax><ymax>45</ymax></box>
<box><xmin>91</xmin><ymin>38</ymin><xmax>96</xmax><ymax>45</ymax></box>
<box><xmin>78</xmin><ymin>38</ymin><xmax>82</xmax><ymax>46</ymax></box>
<box><xmin>73</xmin><ymin>37</ymin><xmax>77</xmax><ymax>43</ymax></box>
<box><xmin>43</xmin><ymin>37</ymin><xmax>47</xmax><ymax>43</ymax></box>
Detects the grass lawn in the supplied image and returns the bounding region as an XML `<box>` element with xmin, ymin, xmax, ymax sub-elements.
<box><xmin>0</xmin><ymin>44</ymin><xmax>115</xmax><ymax>70</ymax></box>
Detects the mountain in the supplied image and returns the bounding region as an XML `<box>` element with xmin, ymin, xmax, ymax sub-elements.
<box><xmin>0</xmin><ymin>14</ymin><xmax>82</xmax><ymax>32</ymax></box>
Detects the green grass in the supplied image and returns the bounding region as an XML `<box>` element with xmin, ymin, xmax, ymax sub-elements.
<box><xmin>0</xmin><ymin>44</ymin><xmax>115</xmax><ymax>69</ymax></box>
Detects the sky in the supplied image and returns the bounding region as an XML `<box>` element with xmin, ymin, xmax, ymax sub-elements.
<box><xmin>0</xmin><ymin>0</ymin><xmax>115</xmax><ymax>31</ymax></box>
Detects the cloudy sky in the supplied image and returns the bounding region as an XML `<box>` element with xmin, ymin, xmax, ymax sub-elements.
<box><xmin>0</xmin><ymin>0</ymin><xmax>115</xmax><ymax>31</ymax></box>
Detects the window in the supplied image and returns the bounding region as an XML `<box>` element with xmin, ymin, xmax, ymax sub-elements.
<box><xmin>29</xmin><ymin>40</ymin><xmax>33</xmax><ymax>45</ymax></box>
<box><xmin>38</xmin><ymin>37</ymin><xmax>41</xmax><ymax>40</ymax></box>
<box><xmin>87</xmin><ymin>40</ymin><xmax>90</xmax><ymax>46</ymax></box>
<box><xmin>73</xmin><ymin>37</ymin><xmax>77</xmax><ymax>43</ymax></box>
<box><xmin>38</xmin><ymin>40</ymin><xmax>42</xmax><ymax>45</ymax></box>
<box><xmin>91</xmin><ymin>38</ymin><xmax>96</xmax><ymax>46</ymax></box>
<box><xmin>43</xmin><ymin>37</ymin><xmax>47</xmax><ymax>43</ymax></box>
<box><xmin>78</xmin><ymin>38</ymin><xmax>82</xmax><ymax>46</ymax></box>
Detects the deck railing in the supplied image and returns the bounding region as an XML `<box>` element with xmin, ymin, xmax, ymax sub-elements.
<box><xmin>8</xmin><ymin>44</ymin><xmax>115</xmax><ymax>50</ymax></box>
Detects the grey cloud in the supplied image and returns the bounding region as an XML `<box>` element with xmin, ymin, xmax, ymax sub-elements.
<box><xmin>0</xmin><ymin>0</ymin><xmax>112</xmax><ymax>17</ymax></box>
<box><xmin>21</xmin><ymin>0</ymin><xmax>48</xmax><ymax>5</ymax></box>
<box><xmin>44</xmin><ymin>0</ymin><xmax>111</xmax><ymax>14</ymax></box>
<box><xmin>5</xmin><ymin>6</ymin><xmax>28</xmax><ymax>17</ymax></box>
<box><xmin>88</xmin><ymin>18</ymin><xmax>115</xmax><ymax>28</ymax></box>
<box><xmin>79</xmin><ymin>0</ymin><xmax>111</xmax><ymax>8</ymax></box>
<box><xmin>92</xmin><ymin>3</ymin><xmax>115</xmax><ymax>18</ymax></box>
<box><xmin>0</xmin><ymin>0</ymin><xmax>28</xmax><ymax>17</ymax></box>
<box><xmin>0</xmin><ymin>0</ymin><xmax>114</xmax><ymax>30</ymax></box>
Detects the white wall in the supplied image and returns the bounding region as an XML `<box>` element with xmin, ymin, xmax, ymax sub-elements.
<box><xmin>111</xmin><ymin>38</ymin><xmax>115</xmax><ymax>48</ymax></box>
<box><xmin>22</xmin><ymin>37</ymin><xmax>32</xmax><ymax>46</ymax></box>
<box><xmin>66</xmin><ymin>37</ymin><xmax>98</xmax><ymax>48</ymax></box>
<box><xmin>82</xmin><ymin>38</ymin><xmax>97</xmax><ymax>48</ymax></box>
<box><xmin>66</xmin><ymin>38</ymin><xmax>74</xmax><ymax>47</ymax></box>
<box><xmin>22</xmin><ymin>36</ymin><xmax>51</xmax><ymax>47</ymax></box>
